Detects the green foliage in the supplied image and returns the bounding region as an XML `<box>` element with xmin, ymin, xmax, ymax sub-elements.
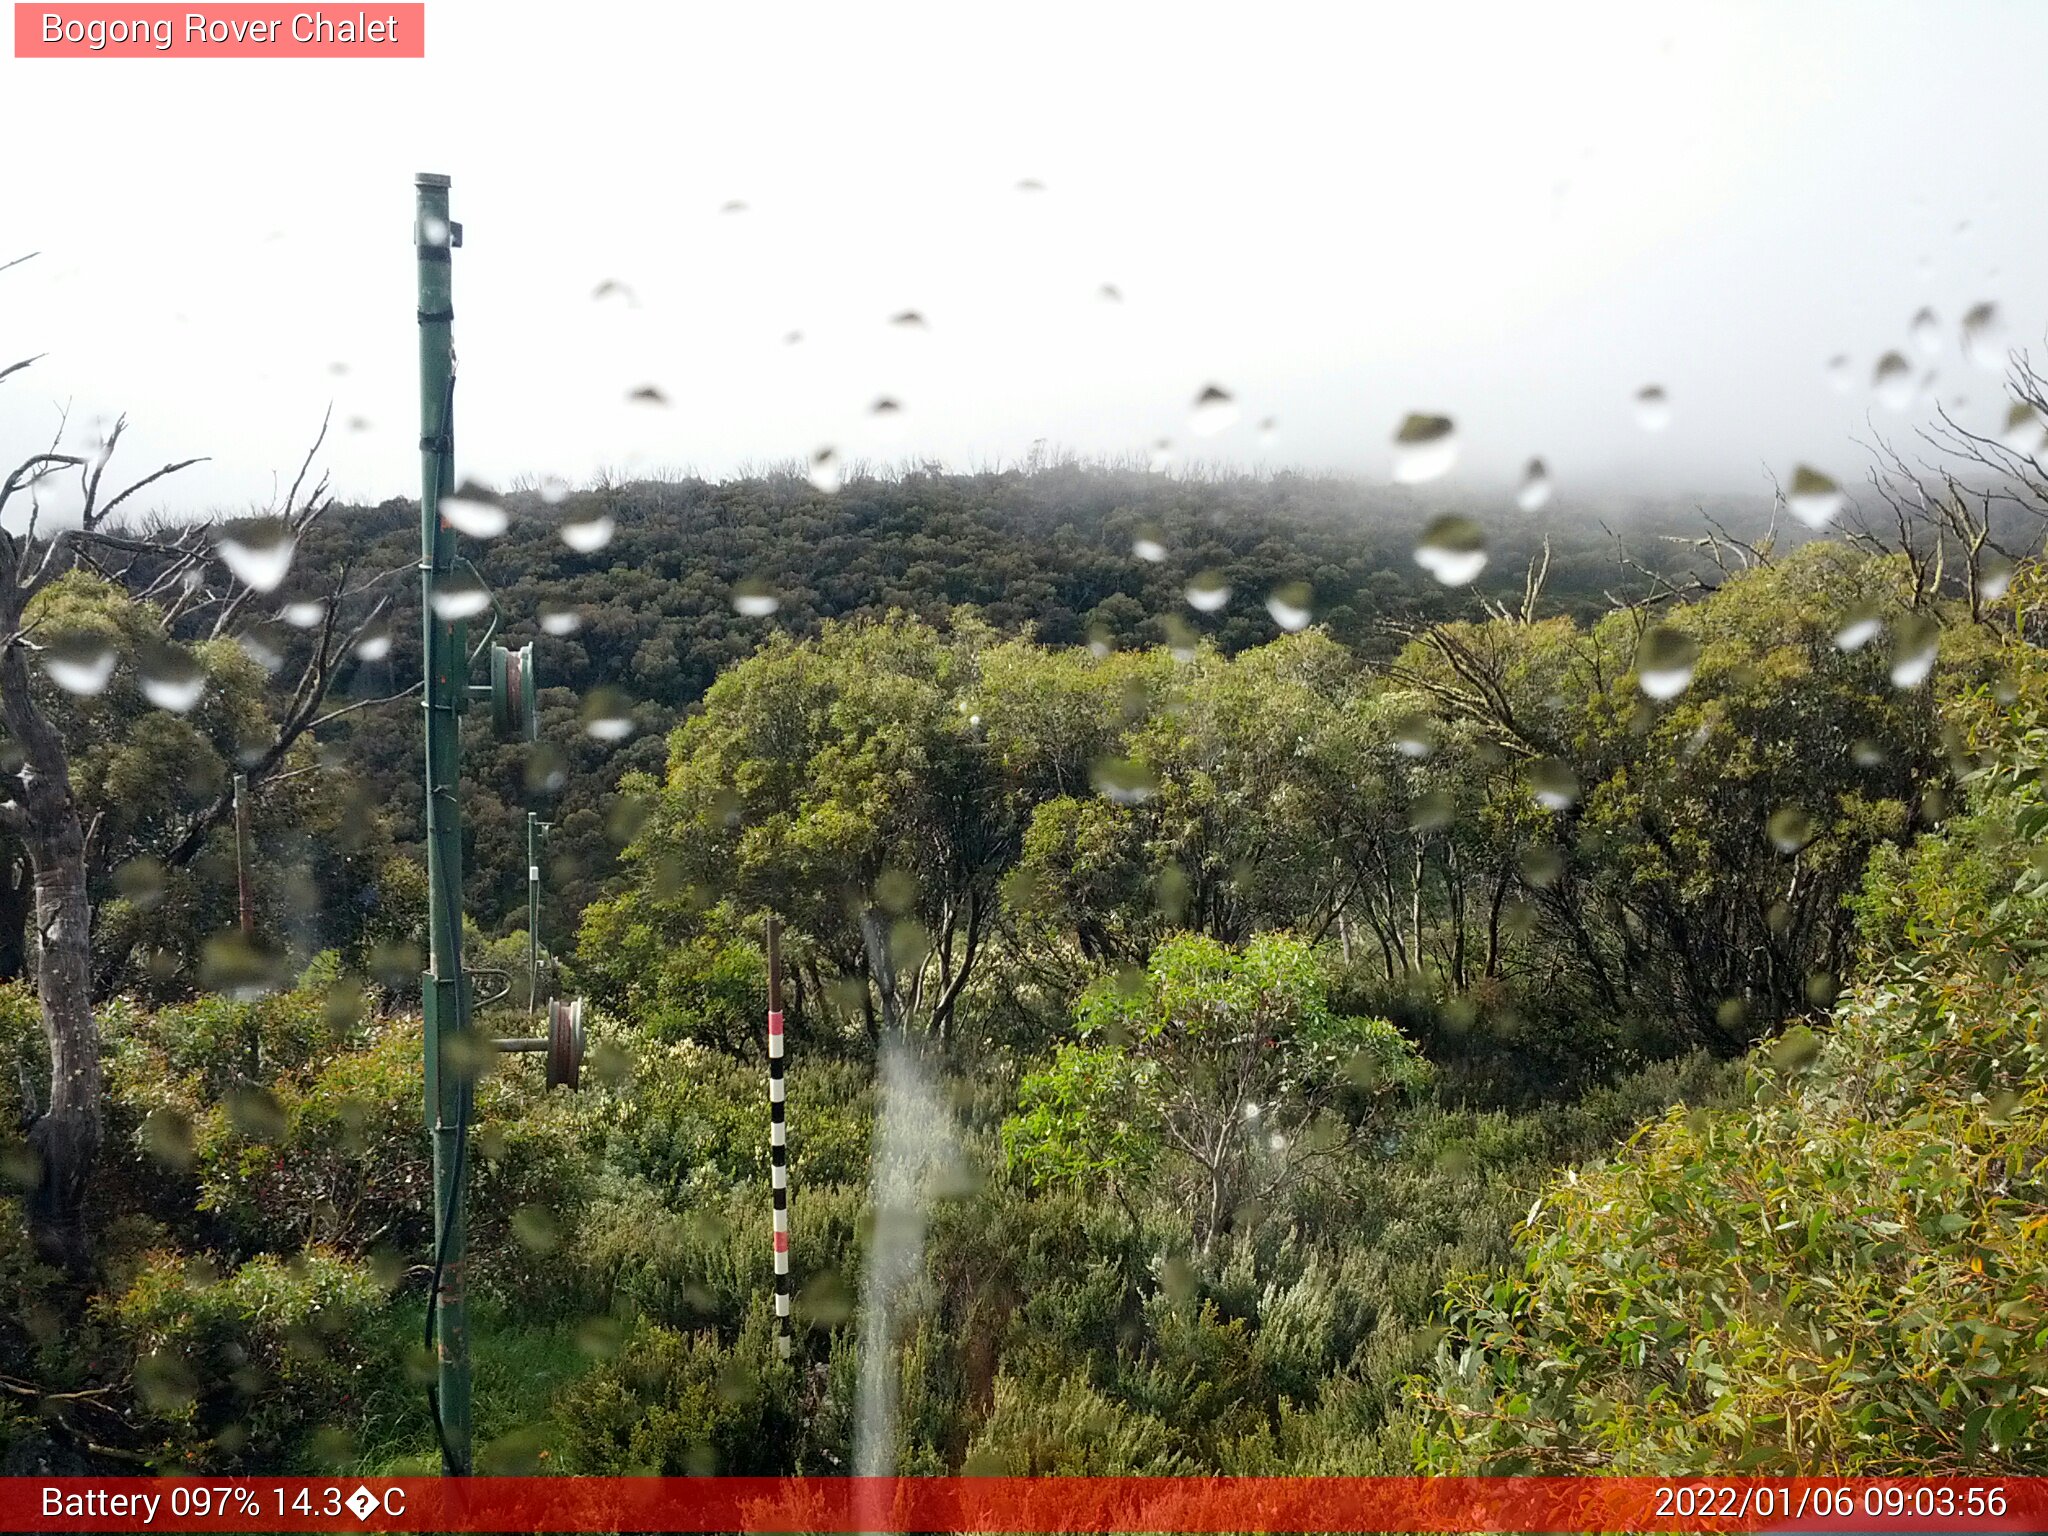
<box><xmin>105</xmin><ymin>1247</ymin><xmax>403</xmax><ymax>1470</ymax></box>
<box><xmin>1414</xmin><ymin>644</ymin><xmax>2048</xmax><ymax>1472</ymax></box>
<box><xmin>1007</xmin><ymin>933</ymin><xmax>1426</xmax><ymax>1243</ymax></box>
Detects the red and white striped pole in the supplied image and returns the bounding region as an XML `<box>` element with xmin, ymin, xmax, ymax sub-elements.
<box><xmin>767</xmin><ymin>914</ymin><xmax>791</xmax><ymax>1360</ymax></box>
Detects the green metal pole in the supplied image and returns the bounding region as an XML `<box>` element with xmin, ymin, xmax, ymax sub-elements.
<box><xmin>415</xmin><ymin>171</ymin><xmax>472</xmax><ymax>1478</ymax></box>
<box><xmin>527</xmin><ymin>812</ymin><xmax>540</xmax><ymax>1016</ymax></box>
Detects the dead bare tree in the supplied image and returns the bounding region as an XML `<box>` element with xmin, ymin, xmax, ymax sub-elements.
<box><xmin>3</xmin><ymin>256</ymin><xmax>404</xmax><ymax>1265</ymax></box>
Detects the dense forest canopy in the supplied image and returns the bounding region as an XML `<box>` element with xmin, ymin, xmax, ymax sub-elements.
<box><xmin>5</xmin><ymin>403</ymin><xmax>2047</xmax><ymax>1476</ymax></box>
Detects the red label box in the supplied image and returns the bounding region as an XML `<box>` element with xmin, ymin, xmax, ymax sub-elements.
<box><xmin>13</xmin><ymin>3</ymin><xmax>425</xmax><ymax>57</ymax></box>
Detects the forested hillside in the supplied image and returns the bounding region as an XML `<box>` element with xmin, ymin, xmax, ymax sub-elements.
<box><xmin>7</xmin><ymin>426</ymin><xmax>2045</xmax><ymax>1473</ymax></box>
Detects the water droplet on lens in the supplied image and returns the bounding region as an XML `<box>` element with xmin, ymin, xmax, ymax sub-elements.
<box><xmin>215</xmin><ymin>519</ymin><xmax>296</xmax><ymax>593</ymax></box>
<box><xmin>280</xmin><ymin>599</ymin><xmax>326</xmax><ymax>629</ymax></box>
<box><xmin>1392</xmin><ymin>711</ymin><xmax>1434</xmax><ymax>759</ymax></box>
<box><xmin>238</xmin><ymin>624</ymin><xmax>286</xmax><ymax>673</ymax></box>
<box><xmin>1256</xmin><ymin>417</ymin><xmax>1278</xmax><ymax>449</ymax></box>
<box><xmin>42</xmin><ymin>633</ymin><xmax>115</xmax><ymax>696</ymax></box>
<box><xmin>581</xmin><ymin>688</ymin><xmax>636</xmax><ymax>742</ymax></box>
<box><xmin>1980</xmin><ymin>553</ymin><xmax>2015</xmax><ymax>602</ymax></box>
<box><xmin>1015</xmin><ymin>178</ymin><xmax>1047</xmax><ymax>193</ymax></box>
<box><xmin>1091</xmin><ymin>756</ymin><xmax>1158</xmax><ymax>805</ymax></box>
<box><xmin>1189</xmin><ymin>385</ymin><xmax>1238</xmax><ymax>438</ymax></box>
<box><xmin>1767</xmin><ymin>806</ymin><xmax>1815</xmax><ymax>853</ymax></box>
<box><xmin>627</xmin><ymin>384</ymin><xmax>669</xmax><ymax>407</ymax></box>
<box><xmin>889</xmin><ymin>310</ymin><xmax>928</xmax><ymax>330</ymax></box>
<box><xmin>1098</xmin><ymin>283</ymin><xmax>1123</xmax><ymax>303</ymax></box>
<box><xmin>1633</xmin><ymin>386</ymin><xmax>1671</xmax><ymax>432</ymax></box>
<box><xmin>1413</xmin><ymin>514</ymin><xmax>1487</xmax><ymax>586</ymax></box>
<box><xmin>138</xmin><ymin>639</ymin><xmax>205</xmax><ymax>712</ymax></box>
<box><xmin>808</xmin><ymin>447</ymin><xmax>842</xmax><ymax>494</ymax></box>
<box><xmin>1265</xmin><ymin>582</ymin><xmax>1312</xmax><ymax>632</ymax></box>
<box><xmin>1832</xmin><ymin>606</ymin><xmax>1882</xmax><ymax>652</ymax></box>
<box><xmin>1148</xmin><ymin>439</ymin><xmax>1175</xmax><ymax>473</ymax></box>
<box><xmin>538</xmin><ymin>603</ymin><xmax>581</xmax><ymax>636</ymax></box>
<box><xmin>1529</xmin><ymin>757</ymin><xmax>1579</xmax><ymax>811</ymax></box>
<box><xmin>1962</xmin><ymin>301</ymin><xmax>2005</xmax><ymax>369</ymax></box>
<box><xmin>1636</xmin><ymin>625</ymin><xmax>1698</xmax><ymax>699</ymax></box>
<box><xmin>355</xmin><ymin>623</ymin><xmax>393</xmax><ymax>662</ymax></box>
<box><xmin>1131</xmin><ymin>535</ymin><xmax>1166</xmax><ymax>562</ymax></box>
<box><xmin>1785</xmin><ymin>465</ymin><xmax>1843</xmax><ymax>529</ymax></box>
<box><xmin>731</xmin><ymin>579</ymin><xmax>781</xmax><ymax>617</ymax></box>
<box><xmin>1909</xmin><ymin>306</ymin><xmax>1941</xmax><ymax>354</ymax></box>
<box><xmin>537</xmin><ymin>475</ymin><xmax>571</xmax><ymax>504</ymax></box>
<box><xmin>1873</xmin><ymin>351</ymin><xmax>1915</xmax><ymax>410</ymax></box>
<box><xmin>441</xmin><ymin>483</ymin><xmax>509</xmax><ymax>538</ymax></box>
<box><xmin>2000</xmin><ymin>402</ymin><xmax>2047</xmax><ymax>456</ymax></box>
<box><xmin>1185</xmin><ymin>571</ymin><xmax>1231</xmax><ymax>613</ymax></box>
<box><xmin>430</xmin><ymin>568</ymin><xmax>492</xmax><ymax>622</ymax></box>
<box><xmin>720</xmin><ymin>199</ymin><xmax>749</xmax><ymax>215</ymax></box>
<box><xmin>1888</xmin><ymin>613</ymin><xmax>1938</xmax><ymax>688</ymax></box>
<box><xmin>561</xmin><ymin>513</ymin><xmax>616</xmax><ymax>553</ymax></box>
<box><xmin>1824</xmin><ymin>354</ymin><xmax>1853</xmax><ymax>392</ymax></box>
<box><xmin>1392</xmin><ymin>413</ymin><xmax>1457</xmax><ymax>483</ymax></box>
<box><xmin>1515</xmin><ymin>458</ymin><xmax>1552</xmax><ymax>512</ymax></box>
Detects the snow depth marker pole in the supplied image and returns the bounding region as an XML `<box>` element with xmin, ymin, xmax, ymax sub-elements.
<box><xmin>767</xmin><ymin>913</ymin><xmax>791</xmax><ymax>1359</ymax></box>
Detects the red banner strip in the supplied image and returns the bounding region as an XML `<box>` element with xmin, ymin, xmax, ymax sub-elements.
<box><xmin>3</xmin><ymin>1476</ymin><xmax>2040</xmax><ymax>1532</ymax></box>
<box><xmin>13</xmin><ymin>5</ymin><xmax>424</xmax><ymax>58</ymax></box>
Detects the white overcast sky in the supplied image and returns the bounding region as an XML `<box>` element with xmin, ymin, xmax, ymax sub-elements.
<box><xmin>1</xmin><ymin>0</ymin><xmax>2044</xmax><ymax>515</ymax></box>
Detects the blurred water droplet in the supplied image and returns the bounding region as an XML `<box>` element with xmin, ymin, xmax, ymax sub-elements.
<box><xmin>138</xmin><ymin>640</ymin><xmax>205</xmax><ymax>712</ymax></box>
<box><xmin>1888</xmin><ymin>613</ymin><xmax>1938</xmax><ymax>688</ymax></box>
<box><xmin>1785</xmin><ymin>465</ymin><xmax>1843</xmax><ymax>529</ymax></box>
<box><xmin>1131</xmin><ymin>535</ymin><xmax>1166</xmax><ymax>562</ymax></box>
<box><xmin>1091</xmin><ymin>757</ymin><xmax>1158</xmax><ymax>806</ymax></box>
<box><xmin>582</xmin><ymin>688</ymin><xmax>637</xmax><ymax>742</ymax></box>
<box><xmin>1257</xmin><ymin>417</ymin><xmax>1278</xmax><ymax>449</ymax></box>
<box><xmin>1391</xmin><ymin>413</ymin><xmax>1457</xmax><ymax>483</ymax></box>
<box><xmin>1148</xmin><ymin>439</ymin><xmax>1175</xmax><ymax>473</ymax></box>
<box><xmin>889</xmin><ymin>310</ymin><xmax>928</xmax><ymax>330</ymax></box>
<box><xmin>1825</xmin><ymin>354</ymin><xmax>1853</xmax><ymax>392</ymax></box>
<box><xmin>1518</xmin><ymin>845</ymin><xmax>1563</xmax><ymax>887</ymax></box>
<box><xmin>1529</xmin><ymin>757</ymin><xmax>1579</xmax><ymax>811</ymax></box>
<box><xmin>1962</xmin><ymin>301</ymin><xmax>2005</xmax><ymax>369</ymax></box>
<box><xmin>42</xmin><ymin>633</ymin><xmax>115</xmax><ymax>696</ymax></box>
<box><xmin>1392</xmin><ymin>711</ymin><xmax>1434</xmax><ymax>759</ymax></box>
<box><xmin>1980</xmin><ymin>552</ymin><xmax>2015</xmax><ymax>602</ymax></box>
<box><xmin>538</xmin><ymin>603</ymin><xmax>581</xmax><ymax>636</ymax></box>
<box><xmin>441</xmin><ymin>485</ymin><xmax>510</xmax><ymax>540</ymax></box>
<box><xmin>1633</xmin><ymin>386</ymin><xmax>1671</xmax><ymax>431</ymax></box>
<box><xmin>782</xmin><ymin>329</ymin><xmax>804</xmax><ymax>345</ymax></box>
<box><xmin>591</xmin><ymin>279</ymin><xmax>638</xmax><ymax>305</ymax></box>
<box><xmin>1767</xmin><ymin>806</ymin><xmax>1815</xmax><ymax>853</ymax></box>
<box><xmin>1999</xmin><ymin>402</ymin><xmax>2048</xmax><ymax>456</ymax></box>
<box><xmin>1515</xmin><ymin>458</ymin><xmax>1552</xmax><ymax>512</ymax></box>
<box><xmin>1850</xmin><ymin>737</ymin><xmax>1887</xmax><ymax>768</ymax></box>
<box><xmin>538</xmin><ymin>475</ymin><xmax>571</xmax><ymax>504</ymax></box>
<box><xmin>808</xmin><ymin>447</ymin><xmax>843</xmax><ymax>494</ymax></box>
<box><xmin>1413</xmin><ymin>514</ymin><xmax>1487</xmax><ymax>586</ymax></box>
<box><xmin>731</xmin><ymin>579</ymin><xmax>781</xmax><ymax>617</ymax></box>
<box><xmin>280</xmin><ymin>599</ymin><xmax>326</xmax><ymax>629</ymax></box>
<box><xmin>627</xmin><ymin>384</ymin><xmax>669</xmax><ymax>407</ymax></box>
<box><xmin>1189</xmin><ymin>385</ymin><xmax>1238</xmax><ymax>438</ymax></box>
<box><xmin>1636</xmin><ymin>626</ymin><xmax>1698</xmax><ymax>699</ymax></box>
<box><xmin>720</xmin><ymin>199</ymin><xmax>749</xmax><ymax>215</ymax></box>
<box><xmin>355</xmin><ymin>624</ymin><xmax>393</xmax><ymax>662</ymax></box>
<box><xmin>1833</xmin><ymin>606</ymin><xmax>1882</xmax><ymax>652</ymax></box>
<box><xmin>1015</xmin><ymin>178</ymin><xmax>1047</xmax><ymax>193</ymax></box>
<box><xmin>1408</xmin><ymin>788</ymin><xmax>1455</xmax><ymax>831</ymax></box>
<box><xmin>1873</xmin><ymin>351</ymin><xmax>1915</xmax><ymax>410</ymax></box>
<box><xmin>430</xmin><ymin>569</ymin><xmax>492</xmax><ymax>622</ymax></box>
<box><xmin>561</xmin><ymin>513</ymin><xmax>616</xmax><ymax>553</ymax></box>
<box><xmin>1098</xmin><ymin>283</ymin><xmax>1123</xmax><ymax>303</ymax></box>
<box><xmin>1185</xmin><ymin>571</ymin><xmax>1231</xmax><ymax>613</ymax></box>
<box><xmin>216</xmin><ymin>520</ymin><xmax>296</xmax><ymax>593</ymax></box>
<box><xmin>1265</xmin><ymin>582</ymin><xmax>1312</xmax><ymax>632</ymax></box>
<box><xmin>1909</xmin><ymin>306</ymin><xmax>1941</xmax><ymax>354</ymax></box>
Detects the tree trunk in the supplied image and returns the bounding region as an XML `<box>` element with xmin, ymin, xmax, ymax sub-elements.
<box><xmin>1</xmin><ymin>638</ymin><xmax>101</xmax><ymax>1269</ymax></box>
<box><xmin>0</xmin><ymin>844</ymin><xmax>28</xmax><ymax>982</ymax></box>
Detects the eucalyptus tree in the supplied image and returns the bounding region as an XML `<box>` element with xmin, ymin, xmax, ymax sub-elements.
<box><xmin>3</xmin><ymin>255</ymin><xmax>401</xmax><ymax>1263</ymax></box>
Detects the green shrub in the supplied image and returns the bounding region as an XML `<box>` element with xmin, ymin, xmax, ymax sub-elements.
<box><xmin>105</xmin><ymin>1247</ymin><xmax>403</xmax><ymax>1470</ymax></box>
